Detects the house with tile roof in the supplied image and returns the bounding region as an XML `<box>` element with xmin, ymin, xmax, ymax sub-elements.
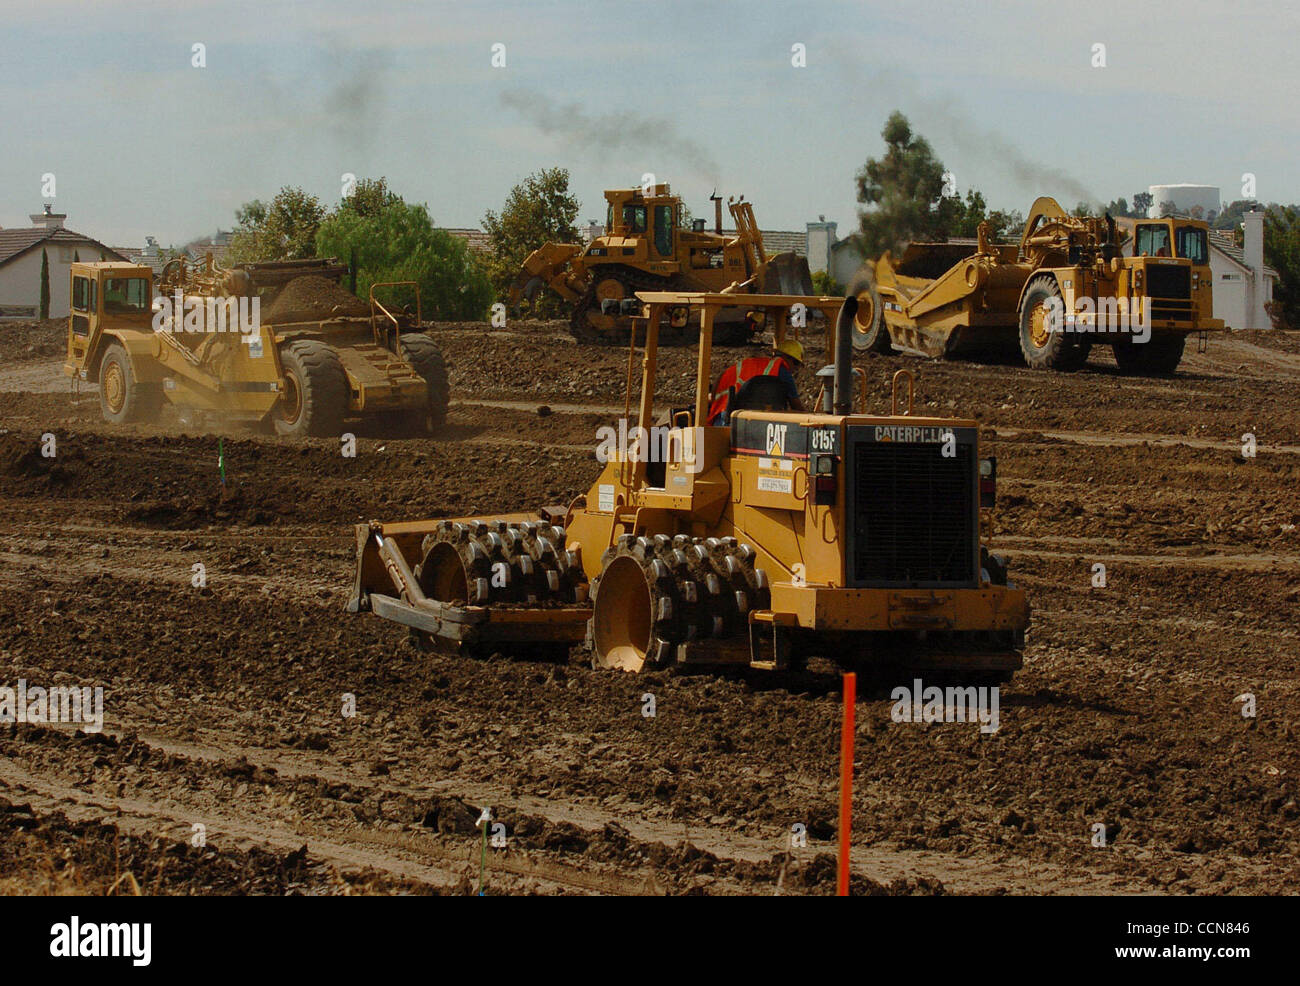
<box><xmin>182</xmin><ymin>230</ymin><xmax>233</xmax><ymax>265</ymax></box>
<box><xmin>805</xmin><ymin>217</ymin><xmax>865</xmax><ymax>288</ymax></box>
<box><xmin>440</xmin><ymin>228</ymin><xmax>492</xmax><ymax>254</ymax></box>
<box><xmin>1208</xmin><ymin>211</ymin><xmax>1277</xmax><ymax>329</ymax></box>
<box><xmin>0</xmin><ymin>206</ymin><xmax>128</xmax><ymax>318</ymax></box>
<box><xmin>111</xmin><ymin>236</ymin><xmax>167</xmax><ymax>276</ymax></box>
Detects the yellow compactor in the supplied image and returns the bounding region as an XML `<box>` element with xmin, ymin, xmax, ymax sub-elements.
<box><xmin>350</xmin><ymin>293</ymin><xmax>1029</xmax><ymax>676</ymax></box>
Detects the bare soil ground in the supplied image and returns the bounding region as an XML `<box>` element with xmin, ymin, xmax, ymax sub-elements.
<box><xmin>1</xmin><ymin>317</ymin><xmax>1297</xmax><ymax>895</ymax></box>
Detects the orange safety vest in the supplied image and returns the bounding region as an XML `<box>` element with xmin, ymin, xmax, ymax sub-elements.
<box><xmin>707</xmin><ymin>356</ymin><xmax>783</xmax><ymax>424</ymax></box>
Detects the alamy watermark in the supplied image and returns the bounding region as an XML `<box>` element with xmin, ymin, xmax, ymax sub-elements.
<box><xmin>890</xmin><ymin>677</ymin><xmax>1000</xmax><ymax>734</ymax></box>
<box><xmin>0</xmin><ymin>679</ymin><xmax>104</xmax><ymax>733</ymax></box>
<box><xmin>152</xmin><ymin>291</ymin><xmax>261</xmax><ymax>335</ymax></box>
<box><xmin>50</xmin><ymin>917</ymin><xmax>150</xmax><ymax>966</ymax></box>
<box><xmin>595</xmin><ymin>419</ymin><xmax>704</xmax><ymax>474</ymax></box>
<box><xmin>1045</xmin><ymin>295</ymin><xmax>1151</xmax><ymax>343</ymax></box>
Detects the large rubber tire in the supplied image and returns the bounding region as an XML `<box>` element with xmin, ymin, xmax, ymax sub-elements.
<box><xmin>1018</xmin><ymin>276</ymin><xmax>1091</xmax><ymax>371</ymax></box>
<box><xmin>98</xmin><ymin>343</ymin><xmax>162</xmax><ymax>424</ymax></box>
<box><xmin>846</xmin><ymin>272</ymin><xmax>892</xmax><ymax>353</ymax></box>
<box><xmin>398</xmin><ymin>333</ymin><xmax>450</xmax><ymax>431</ymax></box>
<box><xmin>1112</xmin><ymin>333</ymin><xmax>1186</xmax><ymax>376</ymax></box>
<box><xmin>273</xmin><ymin>340</ymin><xmax>347</xmax><ymax>437</ymax></box>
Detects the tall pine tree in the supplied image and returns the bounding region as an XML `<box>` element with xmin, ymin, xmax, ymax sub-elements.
<box><xmin>39</xmin><ymin>248</ymin><xmax>50</xmax><ymax>320</ymax></box>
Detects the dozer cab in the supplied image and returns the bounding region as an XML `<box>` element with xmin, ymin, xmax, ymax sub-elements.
<box><xmin>849</xmin><ymin>196</ymin><xmax>1224</xmax><ymax>374</ymax></box>
<box><xmin>510</xmin><ymin>184</ymin><xmax>814</xmax><ymax>345</ymax></box>
<box><xmin>349</xmin><ymin>291</ymin><xmax>1029</xmax><ymax>677</ymax></box>
<box><xmin>64</xmin><ymin>257</ymin><xmax>449</xmax><ymax>435</ymax></box>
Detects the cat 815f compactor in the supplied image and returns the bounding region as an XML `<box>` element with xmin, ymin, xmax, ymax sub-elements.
<box><xmin>349</xmin><ymin>292</ymin><xmax>1029</xmax><ymax>676</ymax></box>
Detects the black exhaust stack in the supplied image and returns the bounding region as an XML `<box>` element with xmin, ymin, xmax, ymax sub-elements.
<box><xmin>832</xmin><ymin>297</ymin><xmax>856</xmax><ymax>415</ymax></box>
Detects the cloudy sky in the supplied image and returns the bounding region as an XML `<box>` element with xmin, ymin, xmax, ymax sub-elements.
<box><xmin>2</xmin><ymin>0</ymin><xmax>1296</xmax><ymax>247</ymax></box>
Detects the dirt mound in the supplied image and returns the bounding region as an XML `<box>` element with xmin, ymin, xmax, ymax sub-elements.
<box><xmin>0</xmin><ymin>318</ymin><xmax>65</xmax><ymax>362</ymax></box>
<box><xmin>261</xmin><ymin>275</ymin><xmax>369</xmax><ymax>325</ymax></box>
<box><xmin>0</xmin><ymin>431</ymin><xmax>75</xmax><ymax>486</ymax></box>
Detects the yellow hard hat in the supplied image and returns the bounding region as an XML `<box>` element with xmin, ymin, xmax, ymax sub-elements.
<box><xmin>775</xmin><ymin>338</ymin><xmax>804</xmax><ymax>364</ymax></box>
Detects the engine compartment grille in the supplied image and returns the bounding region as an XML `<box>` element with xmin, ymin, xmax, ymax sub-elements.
<box><xmin>1145</xmin><ymin>264</ymin><xmax>1191</xmax><ymax>300</ymax></box>
<box><xmin>850</xmin><ymin>440</ymin><xmax>976</xmax><ymax>585</ymax></box>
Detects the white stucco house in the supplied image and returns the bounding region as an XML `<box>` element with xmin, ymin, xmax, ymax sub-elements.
<box><xmin>1208</xmin><ymin>210</ymin><xmax>1276</xmax><ymax>329</ymax></box>
<box><xmin>805</xmin><ymin>217</ymin><xmax>865</xmax><ymax>288</ymax></box>
<box><xmin>0</xmin><ymin>206</ymin><xmax>127</xmax><ymax>319</ymax></box>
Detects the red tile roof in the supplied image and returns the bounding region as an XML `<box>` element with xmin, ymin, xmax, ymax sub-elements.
<box><xmin>0</xmin><ymin>226</ymin><xmax>127</xmax><ymax>267</ymax></box>
<box><xmin>441</xmin><ymin>228</ymin><xmax>492</xmax><ymax>254</ymax></box>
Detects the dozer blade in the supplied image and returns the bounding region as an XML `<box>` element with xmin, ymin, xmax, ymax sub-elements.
<box><xmin>508</xmin><ymin>242</ymin><xmax>584</xmax><ymax>305</ymax></box>
<box><xmin>760</xmin><ymin>251</ymin><xmax>815</xmax><ymax>296</ymax></box>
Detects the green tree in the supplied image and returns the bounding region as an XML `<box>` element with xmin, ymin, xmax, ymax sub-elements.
<box><xmin>1213</xmin><ymin>199</ymin><xmax>1257</xmax><ymax>234</ymax></box>
<box><xmin>941</xmin><ymin>190</ymin><xmax>1022</xmax><ymax>240</ymax></box>
<box><xmin>316</xmin><ymin>187</ymin><xmax>492</xmax><ymax>321</ymax></box>
<box><xmin>339</xmin><ymin>177</ymin><xmax>399</xmax><ymax>219</ymax></box>
<box><xmin>1263</xmin><ymin>204</ymin><xmax>1300</xmax><ymax>329</ymax></box>
<box><xmin>855</xmin><ymin>111</ymin><xmax>953</xmax><ymax>257</ymax></box>
<box><xmin>854</xmin><ymin>113</ymin><xmax>1021</xmax><ymax>251</ymax></box>
<box><xmin>811</xmin><ymin>269</ymin><xmax>843</xmax><ymax>295</ymax></box>
<box><xmin>947</xmin><ymin>189</ymin><xmax>989</xmax><ymax>237</ymax></box>
<box><xmin>227</xmin><ymin>186</ymin><xmax>325</xmax><ymax>263</ymax></box>
<box><xmin>483</xmin><ymin>167</ymin><xmax>581</xmax><ymax>316</ymax></box>
<box><xmin>39</xmin><ymin>248</ymin><xmax>50</xmax><ymax>319</ymax></box>
<box><xmin>986</xmin><ymin>208</ymin><xmax>1025</xmax><ymax>240</ymax></box>
<box><xmin>1132</xmin><ymin>192</ymin><xmax>1153</xmax><ymax>217</ymax></box>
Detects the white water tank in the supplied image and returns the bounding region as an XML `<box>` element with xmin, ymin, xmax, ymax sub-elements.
<box><xmin>1147</xmin><ymin>184</ymin><xmax>1221</xmax><ymax>220</ymax></box>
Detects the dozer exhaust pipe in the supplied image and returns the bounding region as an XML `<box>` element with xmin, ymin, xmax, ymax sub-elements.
<box><xmin>832</xmin><ymin>297</ymin><xmax>856</xmax><ymax>415</ymax></box>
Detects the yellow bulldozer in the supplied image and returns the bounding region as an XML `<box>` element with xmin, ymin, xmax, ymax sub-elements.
<box><xmin>349</xmin><ymin>291</ymin><xmax>1029</xmax><ymax>677</ymax></box>
<box><xmin>64</xmin><ymin>257</ymin><xmax>449</xmax><ymax>435</ymax></box>
<box><xmin>509</xmin><ymin>184</ymin><xmax>815</xmax><ymax>345</ymax></box>
<box><xmin>849</xmin><ymin>197</ymin><xmax>1224</xmax><ymax>374</ymax></box>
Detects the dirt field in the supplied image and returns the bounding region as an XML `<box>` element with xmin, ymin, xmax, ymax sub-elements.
<box><xmin>1</xmin><ymin>318</ymin><xmax>1297</xmax><ymax>895</ymax></box>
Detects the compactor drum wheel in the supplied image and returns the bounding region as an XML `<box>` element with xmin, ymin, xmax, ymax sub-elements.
<box><xmin>589</xmin><ymin>535</ymin><xmax>770</xmax><ymax>672</ymax></box>
<box><xmin>590</xmin><ymin>553</ymin><xmax>659</xmax><ymax>671</ymax></box>
<box><xmin>411</xmin><ymin>520</ymin><xmax>578</xmax><ymax>659</ymax></box>
<box><xmin>98</xmin><ymin>343</ymin><xmax>162</xmax><ymax>424</ymax></box>
<box><xmin>273</xmin><ymin>340</ymin><xmax>347</xmax><ymax>437</ymax></box>
<box><xmin>847</xmin><ymin>273</ymin><xmax>892</xmax><ymax>353</ymax></box>
<box><xmin>397</xmin><ymin>333</ymin><xmax>450</xmax><ymax>431</ymax></box>
<box><xmin>1112</xmin><ymin>333</ymin><xmax>1186</xmax><ymax>376</ymax></box>
<box><xmin>1017</xmin><ymin>276</ymin><xmax>1091</xmax><ymax>371</ymax></box>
